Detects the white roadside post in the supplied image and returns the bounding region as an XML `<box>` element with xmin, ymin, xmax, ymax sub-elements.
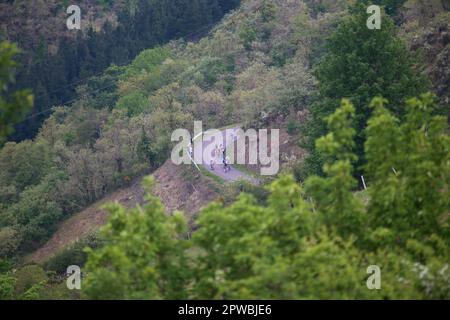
<box><xmin>361</xmin><ymin>175</ymin><xmax>367</xmax><ymax>190</ymax></box>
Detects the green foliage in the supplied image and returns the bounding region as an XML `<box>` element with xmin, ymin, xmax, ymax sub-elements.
<box><xmin>83</xmin><ymin>177</ymin><xmax>190</xmax><ymax>299</ymax></box>
<box><xmin>305</xmin><ymin>100</ymin><xmax>365</xmax><ymax>239</ymax></box>
<box><xmin>5</xmin><ymin>172</ymin><xmax>64</xmax><ymax>252</ymax></box>
<box><xmin>44</xmin><ymin>234</ymin><xmax>101</xmax><ymax>274</ymax></box>
<box><xmin>0</xmin><ymin>41</ymin><xmax>33</xmax><ymax>144</ymax></box>
<box><xmin>96</xmin><ymin>0</ymin><xmax>115</xmax><ymax>9</ymax></box>
<box><xmin>0</xmin><ymin>45</ymin><xmax>194</xmax><ymax>259</ymax></box>
<box><xmin>2</xmin><ymin>0</ymin><xmax>449</xmax><ymax>300</ymax></box>
<box><xmin>0</xmin><ymin>264</ymin><xmax>70</xmax><ymax>300</ymax></box>
<box><xmin>19</xmin><ymin>281</ymin><xmax>46</xmax><ymax>300</ymax></box>
<box><xmin>13</xmin><ymin>265</ymin><xmax>48</xmax><ymax>298</ymax></box>
<box><xmin>0</xmin><ymin>258</ymin><xmax>14</xmax><ymax>273</ymax></box>
<box><xmin>0</xmin><ymin>139</ymin><xmax>54</xmax><ymax>193</ymax></box>
<box><xmin>286</xmin><ymin>118</ymin><xmax>299</xmax><ymax>135</ymax></box>
<box><xmin>225</xmin><ymin>179</ymin><xmax>271</xmax><ymax>206</ymax></box>
<box><xmin>302</xmin><ymin>3</ymin><xmax>430</xmax><ymax>176</ymax></box>
<box><xmin>0</xmin><ymin>140</ymin><xmax>68</xmax><ymax>256</ymax></box>
<box><xmin>82</xmin><ymin>94</ymin><xmax>449</xmax><ymax>299</ymax></box>
<box><xmin>192</xmin><ymin>176</ymin><xmax>315</xmax><ymax>299</ymax></box>
<box><xmin>115</xmin><ymin>91</ymin><xmax>148</xmax><ymax>116</ymax></box>
<box><xmin>181</xmin><ymin>57</ymin><xmax>229</xmax><ymax>89</ymax></box>
<box><xmin>260</xmin><ymin>0</ymin><xmax>277</xmax><ymax>23</ymax></box>
<box><xmin>239</xmin><ymin>22</ymin><xmax>258</xmax><ymax>51</ymax></box>
<box><xmin>122</xmin><ymin>47</ymin><xmax>170</xmax><ymax>79</ymax></box>
<box><xmin>83</xmin><ymin>65</ymin><xmax>124</xmax><ymax>110</ymax></box>
<box><xmin>364</xmin><ymin>94</ymin><xmax>450</xmax><ymax>248</ymax></box>
<box><xmin>0</xmin><ymin>273</ymin><xmax>16</xmax><ymax>300</ymax></box>
<box><xmin>0</xmin><ymin>2</ymin><xmax>318</xmax><ymax>263</ymax></box>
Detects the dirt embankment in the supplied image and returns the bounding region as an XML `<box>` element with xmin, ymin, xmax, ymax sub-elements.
<box><xmin>26</xmin><ymin>160</ymin><xmax>220</xmax><ymax>264</ymax></box>
<box><xmin>152</xmin><ymin>160</ymin><xmax>220</xmax><ymax>219</ymax></box>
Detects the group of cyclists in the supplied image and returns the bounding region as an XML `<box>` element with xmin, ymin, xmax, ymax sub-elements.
<box><xmin>210</xmin><ymin>144</ymin><xmax>231</xmax><ymax>173</ymax></box>
<box><xmin>187</xmin><ymin>140</ymin><xmax>231</xmax><ymax>173</ymax></box>
<box><xmin>189</xmin><ymin>130</ymin><xmax>238</xmax><ymax>173</ymax></box>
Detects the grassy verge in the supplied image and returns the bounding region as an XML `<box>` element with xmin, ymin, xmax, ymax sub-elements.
<box><xmin>232</xmin><ymin>163</ymin><xmax>259</xmax><ymax>179</ymax></box>
<box><xmin>199</xmin><ymin>165</ymin><xmax>225</xmax><ymax>187</ymax></box>
<box><xmin>181</xmin><ymin>163</ymin><xmax>224</xmax><ymax>193</ymax></box>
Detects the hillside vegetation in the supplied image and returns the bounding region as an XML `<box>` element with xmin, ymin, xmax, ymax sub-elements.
<box><xmin>1</xmin><ymin>0</ymin><xmax>240</xmax><ymax>140</ymax></box>
<box><xmin>0</xmin><ymin>0</ymin><xmax>449</xmax><ymax>300</ymax></box>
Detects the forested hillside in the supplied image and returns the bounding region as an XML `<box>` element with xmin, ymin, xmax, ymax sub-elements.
<box><xmin>0</xmin><ymin>0</ymin><xmax>449</xmax><ymax>300</ymax></box>
<box><xmin>0</xmin><ymin>0</ymin><xmax>240</xmax><ymax>140</ymax></box>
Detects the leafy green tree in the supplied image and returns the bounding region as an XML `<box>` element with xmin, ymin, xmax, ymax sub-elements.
<box><xmin>302</xmin><ymin>4</ymin><xmax>430</xmax><ymax>177</ymax></box>
<box><xmin>0</xmin><ymin>41</ymin><xmax>33</xmax><ymax>144</ymax></box>
<box><xmin>13</xmin><ymin>265</ymin><xmax>48</xmax><ymax>298</ymax></box>
<box><xmin>83</xmin><ymin>177</ymin><xmax>190</xmax><ymax>299</ymax></box>
<box><xmin>115</xmin><ymin>91</ymin><xmax>148</xmax><ymax>116</ymax></box>
<box><xmin>6</xmin><ymin>174</ymin><xmax>63</xmax><ymax>252</ymax></box>
<box><xmin>0</xmin><ymin>139</ymin><xmax>54</xmax><ymax>193</ymax></box>
<box><xmin>239</xmin><ymin>22</ymin><xmax>257</xmax><ymax>51</ymax></box>
<box><xmin>305</xmin><ymin>99</ymin><xmax>366</xmax><ymax>240</ymax></box>
<box><xmin>191</xmin><ymin>176</ymin><xmax>318</xmax><ymax>299</ymax></box>
<box><xmin>365</xmin><ymin>94</ymin><xmax>449</xmax><ymax>248</ymax></box>
<box><xmin>44</xmin><ymin>235</ymin><xmax>100</xmax><ymax>275</ymax></box>
<box><xmin>191</xmin><ymin>173</ymin><xmax>427</xmax><ymax>299</ymax></box>
<box><xmin>122</xmin><ymin>47</ymin><xmax>170</xmax><ymax>79</ymax></box>
<box><xmin>363</xmin><ymin>95</ymin><xmax>449</xmax><ymax>298</ymax></box>
<box><xmin>185</xmin><ymin>57</ymin><xmax>228</xmax><ymax>89</ymax></box>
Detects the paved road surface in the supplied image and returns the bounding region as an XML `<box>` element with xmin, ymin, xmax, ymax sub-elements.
<box><xmin>193</xmin><ymin>128</ymin><xmax>259</xmax><ymax>184</ymax></box>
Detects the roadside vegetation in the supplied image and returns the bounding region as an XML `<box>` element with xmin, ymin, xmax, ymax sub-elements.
<box><xmin>0</xmin><ymin>0</ymin><xmax>448</xmax><ymax>299</ymax></box>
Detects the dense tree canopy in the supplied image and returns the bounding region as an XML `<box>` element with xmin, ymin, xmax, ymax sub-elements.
<box><xmin>1</xmin><ymin>0</ymin><xmax>448</xmax><ymax>301</ymax></box>
<box><xmin>301</xmin><ymin>3</ymin><xmax>430</xmax><ymax>177</ymax></box>
<box><xmin>81</xmin><ymin>95</ymin><xmax>449</xmax><ymax>299</ymax></box>
<box><xmin>7</xmin><ymin>0</ymin><xmax>241</xmax><ymax>141</ymax></box>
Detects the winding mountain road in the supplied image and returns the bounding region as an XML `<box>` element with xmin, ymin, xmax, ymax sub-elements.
<box><xmin>192</xmin><ymin>127</ymin><xmax>259</xmax><ymax>184</ymax></box>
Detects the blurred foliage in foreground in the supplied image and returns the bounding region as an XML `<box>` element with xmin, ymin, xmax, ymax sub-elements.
<box><xmin>79</xmin><ymin>94</ymin><xmax>449</xmax><ymax>300</ymax></box>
